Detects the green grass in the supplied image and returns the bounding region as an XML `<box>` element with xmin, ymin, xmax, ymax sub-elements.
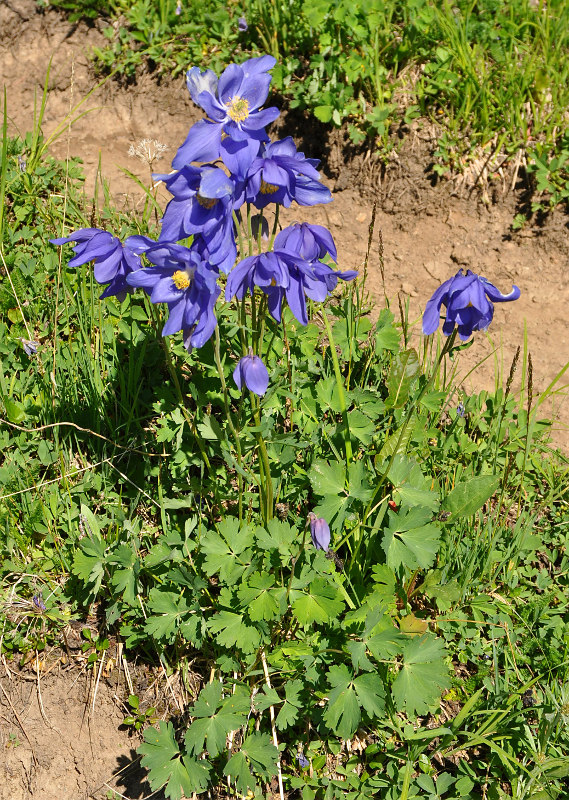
<box><xmin>38</xmin><ymin>0</ymin><xmax>569</xmax><ymax>212</ymax></box>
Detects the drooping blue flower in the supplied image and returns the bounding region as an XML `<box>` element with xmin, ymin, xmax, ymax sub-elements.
<box><xmin>308</xmin><ymin>513</ymin><xmax>331</xmax><ymax>552</ymax></box>
<box><xmin>422</xmin><ymin>269</ymin><xmax>521</xmax><ymax>341</ymax></box>
<box><xmin>275</xmin><ymin>222</ymin><xmax>337</xmax><ymax>262</ymax></box>
<box><xmin>238</xmin><ymin>16</ymin><xmax>248</xmax><ymax>31</ymax></box>
<box><xmin>245</xmin><ymin>138</ymin><xmax>332</xmax><ymax>208</ymax></box>
<box><xmin>233</xmin><ymin>354</ymin><xmax>269</xmax><ymax>395</ymax></box>
<box><xmin>20</xmin><ymin>338</ymin><xmax>39</xmax><ymax>356</ymax></box>
<box><xmin>225</xmin><ymin>247</ymin><xmax>357</xmax><ymax>325</ymax></box>
<box><xmin>155</xmin><ymin>165</ymin><xmax>239</xmax><ymax>273</ymax></box>
<box><xmin>126</xmin><ymin>242</ymin><xmax>220</xmax><ymax>348</ymax></box>
<box><xmin>50</xmin><ymin>228</ymin><xmax>154</xmax><ymax>300</ymax></box>
<box><xmin>174</xmin><ymin>55</ymin><xmax>279</xmax><ymax>176</ymax></box>
<box><xmin>296</xmin><ymin>753</ymin><xmax>309</xmax><ymax>769</ymax></box>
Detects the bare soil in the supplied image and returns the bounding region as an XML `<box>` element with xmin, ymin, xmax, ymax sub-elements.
<box><xmin>0</xmin><ymin>3</ymin><xmax>568</xmax><ymax>795</ymax></box>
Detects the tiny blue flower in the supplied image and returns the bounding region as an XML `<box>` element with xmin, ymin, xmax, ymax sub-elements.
<box><xmin>423</xmin><ymin>269</ymin><xmax>520</xmax><ymax>341</ymax></box>
<box><xmin>33</xmin><ymin>594</ymin><xmax>46</xmax><ymax>612</ymax></box>
<box><xmin>456</xmin><ymin>402</ymin><xmax>466</xmax><ymax>417</ymax></box>
<box><xmin>238</xmin><ymin>16</ymin><xmax>248</xmax><ymax>31</ymax></box>
<box><xmin>20</xmin><ymin>338</ymin><xmax>39</xmax><ymax>356</ymax></box>
<box><xmin>233</xmin><ymin>354</ymin><xmax>269</xmax><ymax>396</ymax></box>
<box><xmin>296</xmin><ymin>753</ymin><xmax>309</xmax><ymax>769</ymax></box>
<box><xmin>308</xmin><ymin>513</ymin><xmax>330</xmax><ymax>552</ymax></box>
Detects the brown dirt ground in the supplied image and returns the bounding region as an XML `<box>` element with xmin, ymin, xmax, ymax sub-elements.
<box><xmin>1</xmin><ymin>3</ymin><xmax>569</xmax><ymax>797</ymax></box>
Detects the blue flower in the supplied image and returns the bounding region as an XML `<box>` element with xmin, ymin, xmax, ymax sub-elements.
<box><xmin>174</xmin><ymin>56</ymin><xmax>279</xmax><ymax>176</ymax></box>
<box><xmin>238</xmin><ymin>16</ymin><xmax>248</xmax><ymax>31</ymax></box>
<box><xmin>308</xmin><ymin>513</ymin><xmax>330</xmax><ymax>552</ymax></box>
<box><xmin>20</xmin><ymin>338</ymin><xmax>39</xmax><ymax>356</ymax></box>
<box><xmin>233</xmin><ymin>354</ymin><xmax>269</xmax><ymax>395</ymax></box>
<box><xmin>226</xmin><ymin>247</ymin><xmax>357</xmax><ymax>325</ymax></box>
<box><xmin>126</xmin><ymin>242</ymin><xmax>220</xmax><ymax>349</ymax></box>
<box><xmin>423</xmin><ymin>269</ymin><xmax>521</xmax><ymax>341</ymax></box>
<box><xmin>274</xmin><ymin>222</ymin><xmax>337</xmax><ymax>262</ymax></box>
<box><xmin>50</xmin><ymin>228</ymin><xmax>154</xmax><ymax>300</ymax></box>
<box><xmin>155</xmin><ymin>165</ymin><xmax>239</xmax><ymax>273</ymax></box>
<box><xmin>296</xmin><ymin>753</ymin><xmax>309</xmax><ymax>769</ymax></box>
<box><xmin>245</xmin><ymin>138</ymin><xmax>331</xmax><ymax>208</ymax></box>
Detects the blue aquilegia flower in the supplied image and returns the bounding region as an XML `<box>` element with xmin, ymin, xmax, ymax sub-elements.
<box><xmin>275</xmin><ymin>222</ymin><xmax>337</xmax><ymax>262</ymax></box>
<box><xmin>423</xmin><ymin>268</ymin><xmax>521</xmax><ymax>341</ymax></box>
<box><xmin>226</xmin><ymin>246</ymin><xmax>357</xmax><ymax>326</ymax></box>
<box><xmin>245</xmin><ymin>138</ymin><xmax>332</xmax><ymax>209</ymax></box>
<box><xmin>126</xmin><ymin>243</ymin><xmax>220</xmax><ymax>349</ymax></box>
<box><xmin>233</xmin><ymin>354</ymin><xmax>269</xmax><ymax>396</ymax></box>
<box><xmin>174</xmin><ymin>55</ymin><xmax>279</xmax><ymax>176</ymax></box>
<box><xmin>50</xmin><ymin>228</ymin><xmax>153</xmax><ymax>300</ymax></box>
<box><xmin>156</xmin><ymin>165</ymin><xmax>239</xmax><ymax>273</ymax></box>
<box><xmin>308</xmin><ymin>513</ymin><xmax>331</xmax><ymax>552</ymax></box>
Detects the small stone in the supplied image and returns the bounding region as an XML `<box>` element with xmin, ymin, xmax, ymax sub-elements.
<box><xmin>327</xmin><ymin>211</ymin><xmax>343</xmax><ymax>228</ymax></box>
<box><xmin>356</xmin><ymin>212</ymin><xmax>367</xmax><ymax>223</ymax></box>
<box><xmin>451</xmin><ymin>245</ymin><xmax>472</xmax><ymax>266</ymax></box>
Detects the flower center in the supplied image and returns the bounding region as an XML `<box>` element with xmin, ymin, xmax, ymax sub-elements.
<box><xmin>197</xmin><ymin>193</ymin><xmax>218</xmax><ymax>209</ymax></box>
<box><xmin>227</xmin><ymin>96</ymin><xmax>250</xmax><ymax>122</ymax></box>
<box><xmin>172</xmin><ymin>270</ymin><xmax>192</xmax><ymax>290</ymax></box>
<box><xmin>260</xmin><ymin>178</ymin><xmax>279</xmax><ymax>194</ymax></box>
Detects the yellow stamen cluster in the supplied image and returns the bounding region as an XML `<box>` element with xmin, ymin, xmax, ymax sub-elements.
<box><xmin>172</xmin><ymin>270</ymin><xmax>191</xmax><ymax>290</ymax></box>
<box><xmin>197</xmin><ymin>194</ymin><xmax>217</xmax><ymax>209</ymax></box>
<box><xmin>227</xmin><ymin>96</ymin><xmax>250</xmax><ymax>122</ymax></box>
<box><xmin>260</xmin><ymin>179</ymin><xmax>279</xmax><ymax>195</ymax></box>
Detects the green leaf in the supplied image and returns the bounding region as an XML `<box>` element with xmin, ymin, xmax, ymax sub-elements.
<box><xmin>324</xmin><ymin>664</ymin><xmax>360</xmax><ymax>739</ymax></box>
<box><xmin>139</xmin><ymin>722</ymin><xmax>211</xmax><ymax>799</ymax></box>
<box><xmin>224</xmin><ymin>732</ymin><xmax>278</xmax><ymax>793</ymax></box>
<box><xmin>108</xmin><ymin>544</ymin><xmax>139</xmax><ymax>606</ymax></box>
<box><xmin>391</xmin><ymin>634</ymin><xmax>449</xmax><ymax>717</ymax></box>
<box><xmin>388</xmin><ymin>455</ymin><xmax>439</xmax><ymax>511</ymax></box>
<box><xmin>382</xmin><ymin>507</ymin><xmax>441</xmax><ymax>571</ymax></box>
<box><xmin>145</xmin><ymin>589</ymin><xmax>200</xmax><ymax>645</ymax></box>
<box><xmin>237</xmin><ymin>572</ymin><xmax>286</xmax><ymax>621</ymax></box>
<box><xmin>309</xmin><ymin>459</ymin><xmax>345</xmax><ymax>496</ymax></box>
<box><xmin>376</xmin><ymin>424</ymin><xmax>413</xmax><ymax>463</ymax></box>
<box><xmin>442</xmin><ymin>475</ymin><xmax>500</xmax><ymax>518</ymax></box>
<box><xmin>207</xmin><ymin>610</ymin><xmax>262</xmax><ymax>653</ymax></box>
<box><xmin>255</xmin><ymin>519</ymin><xmax>297</xmax><ymax>558</ymax></box>
<box><xmin>375</xmin><ymin>310</ymin><xmax>400</xmax><ymax>354</ymax></box>
<box><xmin>353</xmin><ymin>673</ymin><xmax>386</xmax><ymax>720</ymax></box>
<box><xmin>349</xmin><ymin>410</ymin><xmax>376</xmax><ymax>445</ymax></box>
<box><xmin>386</xmin><ymin>349</ymin><xmax>420</xmax><ymax>408</ymax></box>
<box><xmin>4</xmin><ymin>398</ymin><xmax>25</xmax><ymax>424</ymax></box>
<box><xmin>72</xmin><ymin>535</ymin><xmax>106</xmax><ymax>600</ymax></box>
<box><xmin>201</xmin><ymin>519</ymin><xmax>255</xmax><ymax>583</ymax></box>
<box><xmin>185</xmin><ymin>684</ymin><xmax>249</xmax><ymax>758</ymax></box>
<box><xmin>224</xmin><ymin>751</ymin><xmax>254</xmax><ymax>794</ymax></box>
<box><xmin>291</xmin><ymin>577</ymin><xmax>344</xmax><ymax>626</ymax></box>
<box><xmin>313</xmin><ymin>105</ymin><xmax>333</xmax><ymax>123</ymax></box>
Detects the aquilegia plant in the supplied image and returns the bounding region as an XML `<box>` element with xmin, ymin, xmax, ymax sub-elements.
<box><xmin>51</xmin><ymin>53</ymin><xmax>356</xmax><ymax>527</ymax></box>
<box><xmin>51</xmin><ymin>54</ymin><xmax>523</xmax><ymax>800</ymax></box>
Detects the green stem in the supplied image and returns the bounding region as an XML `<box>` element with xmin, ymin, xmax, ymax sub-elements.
<box><xmin>268</xmin><ymin>205</ymin><xmax>280</xmax><ymax>250</ymax></box>
<box><xmin>213</xmin><ymin>325</ymin><xmax>244</xmax><ymax>523</ymax></box>
<box><xmin>363</xmin><ymin>329</ymin><xmax>458</xmax><ymax>524</ymax></box>
<box><xmin>252</xmin><ymin>393</ymin><xmax>273</xmax><ymax>525</ymax></box>
<box><xmin>321</xmin><ymin>306</ymin><xmax>353</xmax><ymax>465</ymax></box>
<box><xmin>147</xmin><ymin>301</ymin><xmax>212</xmax><ymax>475</ymax></box>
